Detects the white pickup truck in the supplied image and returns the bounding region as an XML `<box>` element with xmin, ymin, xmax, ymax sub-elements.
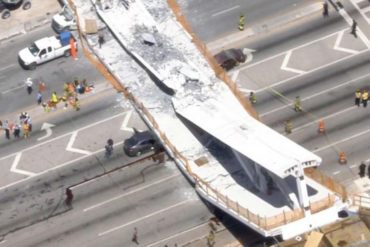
<box><xmin>52</xmin><ymin>5</ymin><xmax>77</xmax><ymax>33</ymax></box>
<box><xmin>18</xmin><ymin>31</ymin><xmax>77</xmax><ymax>70</ymax></box>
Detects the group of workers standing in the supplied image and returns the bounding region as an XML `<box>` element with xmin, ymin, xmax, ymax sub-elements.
<box><xmin>355</xmin><ymin>89</ymin><xmax>368</xmax><ymax>108</ymax></box>
<box><xmin>249</xmin><ymin>88</ymin><xmax>370</xmax><ymax>135</ymax></box>
<box><xmin>0</xmin><ymin>112</ymin><xmax>32</xmax><ymax>140</ymax></box>
<box><xmin>42</xmin><ymin>78</ymin><xmax>91</xmax><ymax>112</ymax></box>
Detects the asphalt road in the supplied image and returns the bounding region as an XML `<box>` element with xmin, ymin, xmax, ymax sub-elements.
<box><xmin>0</xmin><ymin>24</ymin><xmax>102</xmax><ymax>116</ymax></box>
<box><xmin>178</xmin><ymin>0</ymin><xmax>315</xmax><ymax>42</ymax></box>
<box><xmin>0</xmin><ymin>158</ymin><xmax>214</xmax><ymax>247</ymax></box>
<box><xmin>228</xmin><ymin>1</ymin><xmax>370</xmax><ymax>194</ymax></box>
<box><xmin>0</xmin><ymin>17</ymin><xmax>223</xmax><ymax>247</ymax></box>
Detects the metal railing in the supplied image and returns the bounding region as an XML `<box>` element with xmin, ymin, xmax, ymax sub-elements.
<box><xmin>305</xmin><ymin>167</ymin><xmax>348</xmax><ymax>202</ymax></box>
<box><xmin>69</xmin><ymin>0</ymin><xmax>341</xmax><ymax>231</ymax></box>
<box><xmin>353</xmin><ymin>195</ymin><xmax>370</xmax><ymax>208</ymax></box>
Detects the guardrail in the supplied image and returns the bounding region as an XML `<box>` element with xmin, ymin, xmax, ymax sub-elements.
<box><xmin>305</xmin><ymin>167</ymin><xmax>348</xmax><ymax>202</ymax></box>
<box><xmin>353</xmin><ymin>195</ymin><xmax>370</xmax><ymax>208</ymax></box>
<box><xmin>68</xmin><ymin>0</ymin><xmax>341</xmax><ymax>232</ymax></box>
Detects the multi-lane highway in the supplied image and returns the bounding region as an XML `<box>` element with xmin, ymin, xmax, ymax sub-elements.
<box><xmin>4</xmin><ymin>0</ymin><xmax>370</xmax><ymax>246</ymax></box>
<box><xmin>0</xmin><ymin>20</ymin><xmax>219</xmax><ymax>247</ymax></box>
<box><xmin>179</xmin><ymin>0</ymin><xmax>313</xmax><ymax>42</ymax></box>
<box><xmin>181</xmin><ymin>0</ymin><xmax>370</xmax><ymax>196</ymax></box>
<box><xmin>1</xmin><ymin>158</ymin><xmax>214</xmax><ymax>247</ymax></box>
<box><xmin>0</xmin><ymin>25</ymin><xmax>103</xmax><ymax>117</ymax></box>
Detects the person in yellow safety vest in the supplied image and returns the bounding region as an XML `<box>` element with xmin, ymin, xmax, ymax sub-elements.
<box><xmin>239</xmin><ymin>14</ymin><xmax>245</xmax><ymax>31</ymax></box>
<box><xmin>52</xmin><ymin>92</ymin><xmax>58</xmax><ymax>109</ymax></box>
<box><xmin>63</xmin><ymin>82</ymin><xmax>69</xmax><ymax>92</ymax></box>
<box><xmin>52</xmin><ymin>92</ymin><xmax>58</xmax><ymax>103</ymax></box>
<box><xmin>355</xmin><ymin>89</ymin><xmax>361</xmax><ymax>107</ymax></box>
<box><xmin>285</xmin><ymin>119</ymin><xmax>292</xmax><ymax>134</ymax></box>
<box><xmin>24</xmin><ymin>123</ymin><xmax>30</xmax><ymax>139</ymax></box>
<box><xmin>62</xmin><ymin>91</ymin><xmax>68</xmax><ymax>109</ymax></box>
<box><xmin>206</xmin><ymin>231</ymin><xmax>215</xmax><ymax>247</ymax></box>
<box><xmin>294</xmin><ymin>96</ymin><xmax>302</xmax><ymax>112</ymax></box>
<box><xmin>249</xmin><ymin>92</ymin><xmax>257</xmax><ymax>104</ymax></box>
<box><xmin>75</xmin><ymin>97</ymin><xmax>80</xmax><ymax>111</ymax></box>
<box><xmin>362</xmin><ymin>89</ymin><xmax>368</xmax><ymax>108</ymax></box>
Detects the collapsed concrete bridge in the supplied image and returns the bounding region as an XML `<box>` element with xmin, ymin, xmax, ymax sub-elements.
<box><xmin>70</xmin><ymin>0</ymin><xmax>348</xmax><ymax>240</ymax></box>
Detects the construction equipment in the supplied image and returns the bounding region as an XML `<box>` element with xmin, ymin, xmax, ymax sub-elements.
<box><xmin>0</xmin><ymin>0</ymin><xmax>31</xmax><ymax>19</ymax></box>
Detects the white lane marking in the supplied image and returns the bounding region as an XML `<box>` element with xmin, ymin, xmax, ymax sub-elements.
<box><xmin>255</xmin><ymin>48</ymin><xmax>369</xmax><ymax>93</ymax></box>
<box><xmin>0</xmin><ymin>141</ymin><xmax>123</xmax><ymax>191</ymax></box>
<box><xmin>120</xmin><ymin>110</ymin><xmax>133</xmax><ymax>132</ymax></box>
<box><xmin>313</xmin><ymin>128</ymin><xmax>370</xmax><ymax>153</ymax></box>
<box><xmin>338</xmin><ymin>9</ymin><xmax>370</xmax><ymax>48</ymax></box>
<box><xmin>66</xmin><ymin>131</ymin><xmax>91</xmax><ymax>155</ymax></box>
<box><xmin>231</xmin><ymin>70</ymin><xmax>239</xmax><ymax>82</ymax></box>
<box><xmin>0</xmin><ymin>239</ymin><xmax>6</xmax><ymax>245</ymax></box>
<box><xmin>243</xmin><ymin>48</ymin><xmax>256</xmax><ymax>64</ymax></box>
<box><xmin>333</xmin><ymin>170</ymin><xmax>341</xmax><ymax>175</ymax></box>
<box><xmin>37</xmin><ymin>122</ymin><xmax>56</xmax><ymax>141</ymax></box>
<box><xmin>260</xmin><ymin>72</ymin><xmax>370</xmax><ymax>117</ymax></box>
<box><xmin>98</xmin><ymin>199</ymin><xmax>191</xmax><ymax>236</ymax></box>
<box><xmin>1</xmin><ymin>84</ymin><xmax>25</xmax><ymax>94</ymax></box>
<box><xmin>10</xmin><ymin>153</ymin><xmax>36</xmax><ymax>177</ymax></box>
<box><xmin>333</xmin><ymin>30</ymin><xmax>359</xmax><ymax>54</ymax></box>
<box><xmin>350</xmin><ymin>0</ymin><xmax>370</xmax><ymax>25</ymax></box>
<box><xmin>0</xmin><ymin>112</ymin><xmax>127</xmax><ymax>162</ymax></box>
<box><xmin>241</xmin><ymin>28</ymin><xmax>346</xmax><ymax>71</ymax></box>
<box><xmin>350</xmin><ymin>164</ymin><xmax>358</xmax><ymax>169</ymax></box>
<box><xmin>280</xmin><ymin>50</ymin><xmax>306</xmax><ymax>74</ymax></box>
<box><xmin>293</xmin><ymin>106</ymin><xmax>355</xmax><ymax>132</ymax></box>
<box><xmin>0</xmin><ymin>64</ymin><xmax>16</xmax><ymax>72</ymax></box>
<box><xmin>238</xmin><ymin>87</ymin><xmax>251</xmax><ymax>93</ymax></box>
<box><xmin>145</xmin><ymin>222</ymin><xmax>209</xmax><ymax>247</ymax></box>
<box><xmin>83</xmin><ymin>174</ymin><xmax>180</xmax><ymax>212</ymax></box>
<box><xmin>211</xmin><ymin>5</ymin><xmax>240</xmax><ymax>17</ymax></box>
<box><xmin>362</xmin><ymin>6</ymin><xmax>370</xmax><ymax>13</ymax></box>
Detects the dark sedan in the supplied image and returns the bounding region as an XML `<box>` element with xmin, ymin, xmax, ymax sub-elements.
<box><xmin>123</xmin><ymin>130</ymin><xmax>162</xmax><ymax>157</ymax></box>
<box><xmin>214</xmin><ymin>48</ymin><xmax>246</xmax><ymax>71</ymax></box>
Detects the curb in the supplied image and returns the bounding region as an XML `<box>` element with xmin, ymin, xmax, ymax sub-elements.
<box><xmin>0</xmin><ymin>10</ymin><xmax>59</xmax><ymax>43</ymax></box>
<box><xmin>206</xmin><ymin>2</ymin><xmax>322</xmax><ymax>53</ymax></box>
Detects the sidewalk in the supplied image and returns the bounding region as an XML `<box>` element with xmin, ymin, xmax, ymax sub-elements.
<box><xmin>0</xmin><ymin>0</ymin><xmax>61</xmax><ymax>42</ymax></box>
<box><xmin>206</xmin><ymin>1</ymin><xmax>322</xmax><ymax>54</ymax></box>
<box><xmin>183</xmin><ymin>228</ymin><xmax>243</xmax><ymax>247</ymax></box>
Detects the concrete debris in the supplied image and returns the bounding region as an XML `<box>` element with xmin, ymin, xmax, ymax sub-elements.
<box><xmin>142</xmin><ymin>33</ymin><xmax>157</xmax><ymax>46</ymax></box>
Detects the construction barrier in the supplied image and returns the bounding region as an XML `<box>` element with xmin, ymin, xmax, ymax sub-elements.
<box><xmin>69</xmin><ymin>0</ymin><xmax>343</xmax><ymax>232</ymax></box>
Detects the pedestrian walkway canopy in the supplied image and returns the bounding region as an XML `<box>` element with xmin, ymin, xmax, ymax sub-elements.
<box><xmin>173</xmin><ymin>91</ymin><xmax>321</xmax><ymax>179</ymax></box>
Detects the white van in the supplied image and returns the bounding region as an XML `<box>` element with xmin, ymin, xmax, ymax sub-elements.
<box><xmin>52</xmin><ymin>5</ymin><xmax>77</xmax><ymax>33</ymax></box>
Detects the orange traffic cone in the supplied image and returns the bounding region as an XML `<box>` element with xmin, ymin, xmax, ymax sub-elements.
<box><xmin>319</xmin><ymin>120</ymin><xmax>325</xmax><ymax>133</ymax></box>
<box><xmin>339</xmin><ymin>151</ymin><xmax>347</xmax><ymax>164</ymax></box>
<box><xmin>70</xmin><ymin>38</ymin><xmax>77</xmax><ymax>60</ymax></box>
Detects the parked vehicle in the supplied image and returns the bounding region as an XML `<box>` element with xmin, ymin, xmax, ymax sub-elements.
<box><xmin>214</xmin><ymin>48</ymin><xmax>246</xmax><ymax>71</ymax></box>
<box><xmin>52</xmin><ymin>4</ymin><xmax>77</xmax><ymax>33</ymax></box>
<box><xmin>0</xmin><ymin>0</ymin><xmax>31</xmax><ymax>19</ymax></box>
<box><xmin>123</xmin><ymin>130</ymin><xmax>162</xmax><ymax>157</ymax></box>
<box><xmin>18</xmin><ymin>31</ymin><xmax>77</xmax><ymax>70</ymax></box>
